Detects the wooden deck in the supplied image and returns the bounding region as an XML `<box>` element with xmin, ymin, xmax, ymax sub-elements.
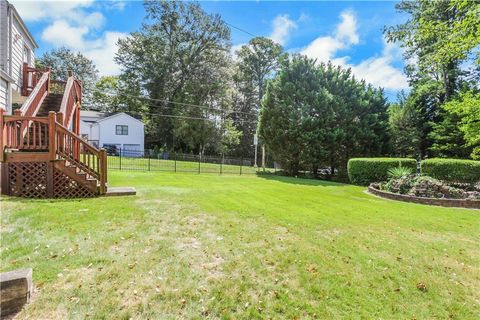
<box><xmin>1</xmin><ymin>66</ymin><xmax>108</xmax><ymax>199</ymax></box>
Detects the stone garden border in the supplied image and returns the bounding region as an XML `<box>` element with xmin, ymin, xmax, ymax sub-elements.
<box><xmin>367</xmin><ymin>186</ymin><xmax>480</xmax><ymax>209</ymax></box>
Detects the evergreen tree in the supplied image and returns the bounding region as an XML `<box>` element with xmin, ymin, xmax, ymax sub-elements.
<box><xmin>388</xmin><ymin>93</ymin><xmax>422</xmax><ymax>158</ymax></box>
<box><xmin>259</xmin><ymin>55</ymin><xmax>389</xmax><ymax>176</ymax></box>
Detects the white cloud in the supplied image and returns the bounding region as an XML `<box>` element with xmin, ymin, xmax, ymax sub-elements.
<box><xmin>350</xmin><ymin>56</ymin><xmax>408</xmax><ymax>90</ymax></box>
<box><xmin>12</xmin><ymin>0</ymin><xmax>125</xmax><ymax>76</ymax></box>
<box><xmin>301</xmin><ymin>36</ymin><xmax>345</xmax><ymax>64</ymax></box>
<box><xmin>83</xmin><ymin>32</ymin><xmax>127</xmax><ymax>76</ymax></box>
<box><xmin>269</xmin><ymin>14</ymin><xmax>297</xmax><ymax>46</ymax></box>
<box><xmin>300</xmin><ymin>10</ymin><xmax>359</xmax><ymax>64</ymax></box>
<box><xmin>11</xmin><ymin>0</ymin><xmax>94</xmax><ymax>22</ymax></box>
<box><xmin>41</xmin><ymin>20</ymin><xmax>126</xmax><ymax>76</ymax></box>
<box><xmin>107</xmin><ymin>1</ymin><xmax>127</xmax><ymax>11</ymax></box>
<box><xmin>300</xmin><ymin>10</ymin><xmax>408</xmax><ymax>90</ymax></box>
<box><xmin>42</xmin><ymin>20</ymin><xmax>89</xmax><ymax>49</ymax></box>
<box><xmin>335</xmin><ymin>10</ymin><xmax>359</xmax><ymax>45</ymax></box>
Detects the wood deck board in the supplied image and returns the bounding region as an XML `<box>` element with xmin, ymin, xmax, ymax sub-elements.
<box><xmin>104</xmin><ymin>187</ymin><xmax>136</xmax><ymax>197</ymax></box>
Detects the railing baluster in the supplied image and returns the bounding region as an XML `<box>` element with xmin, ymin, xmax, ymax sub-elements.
<box><xmin>32</xmin><ymin>121</ymin><xmax>36</xmax><ymax>148</ymax></box>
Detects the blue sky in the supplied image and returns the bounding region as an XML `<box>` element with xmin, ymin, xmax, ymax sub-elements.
<box><xmin>12</xmin><ymin>0</ymin><xmax>409</xmax><ymax>99</ymax></box>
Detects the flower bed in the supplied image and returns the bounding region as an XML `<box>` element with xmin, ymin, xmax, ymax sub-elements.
<box><xmin>367</xmin><ymin>185</ymin><xmax>480</xmax><ymax>209</ymax></box>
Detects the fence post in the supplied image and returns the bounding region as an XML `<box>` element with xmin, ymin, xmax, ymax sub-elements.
<box><xmin>119</xmin><ymin>148</ymin><xmax>122</xmax><ymax>170</ymax></box>
<box><xmin>240</xmin><ymin>157</ymin><xmax>242</xmax><ymax>175</ymax></box>
<box><xmin>220</xmin><ymin>154</ymin><xmax>223</xmax><ymax>175</ymax></box>
<box><xmin>99</xmin><ymin>149</ymin><xmax>107</xmax><ymax>195</ymax></box>
<box><xmin>174</xmin><ymin>152</ymin><xmax>177</xmax><ymax>172</ymax></box>
<box><xmin>198</xmin><ymin>154</ymin><xmax>201</xmax><ymax>174</ymax></box>
<box><xmin>148</xmin><ymin>151</ymin><xmax>151</xmax><ymax>171</ymax></box>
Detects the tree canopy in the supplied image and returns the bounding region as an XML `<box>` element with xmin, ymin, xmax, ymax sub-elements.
<box><xmin>385</xmin><ymin>0</ymin><xmax>480</xmax><ymax>159</ymax></box>
<box><xmin>36</xmin><ymin>47</ymin><xmax>98</xmax><ymax>108</ymax></box>
<box><xmin>115</xmin><ymin>0</ymin><xmax>239</xmax><ymax>155</ymax></box>
<box><xmin>259</xmin><ymin>55</ymin><xmax>389</xmax><ymax>176</ymax></box>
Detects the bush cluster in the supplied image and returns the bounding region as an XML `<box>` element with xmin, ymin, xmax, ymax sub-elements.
<box><xmin>347</xmin><ymin>158</ymin><xmax>417</xmax><ymax>186</ymax></box>
<box><xmin>420</xmin><ymin>158</ymin><xmax>480</xmax><ymax>184</ymax></box>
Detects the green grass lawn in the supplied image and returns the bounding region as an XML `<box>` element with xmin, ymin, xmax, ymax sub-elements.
<box><xmin>1</xmin><ymin>171</ymin><xmax>479</xmax><ymax>319</ymax></box>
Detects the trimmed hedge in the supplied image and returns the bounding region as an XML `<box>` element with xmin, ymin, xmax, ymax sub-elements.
<box><xmin>348</xmin><ymin>158</ymin><xmax>417</xmax><ymax>186</ymax></box>
<box><xmin>421</xmin><ymin>158</ymin><xmax>480</xmax><ymax>184</ymax></box>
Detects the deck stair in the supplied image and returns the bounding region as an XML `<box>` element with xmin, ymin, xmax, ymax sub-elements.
<box><xmin>36</xmin><ymin>93</ymin><xmax>63</xmax><ymax>117</ymax></box>
<box><xmin>1</xmin><ymin>65</ymin><xmax>107</xmax><ymax>198</ymax></box>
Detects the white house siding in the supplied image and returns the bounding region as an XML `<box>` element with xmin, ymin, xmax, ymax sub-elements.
<box><xmin>11</xmin><ymin>18</ymin><xmax>34</xmax><ymax>92</ymax></box>
<box><xmin>0</xmin><ymin>78</ymin><xmax>7</xmax><ymax>111</ymax></box>
<box><xmin>0</xmin><ymin>0</ymin><xmax>8</xmax><ymax>72</ymax></box>
<box><xmin>97</xmin><ymin>114</ymin><xmax>144</xmax><ymax>153</ymax></box>
<box><xmin>0</xmin><ymin>1</ymin><xmax>37</xmax><ymax>112</ymax></box>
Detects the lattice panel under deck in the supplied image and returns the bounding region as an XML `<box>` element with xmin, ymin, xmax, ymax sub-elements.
<box><xmin>8</xmin><ymin>162</ymin><xmax>47</xmax><ymax>198</ymax></box>
<box><xmin>53</xmin><ymin>169</ymin><xmax>96</xmax><ymax>198</ymax></box>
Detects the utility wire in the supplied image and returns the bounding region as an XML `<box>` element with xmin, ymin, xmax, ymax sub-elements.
<box><xmin>225</xmin><ymin>22</ymin><xmax>258</xmax><ymax>38</ymax></box>
<box><xmin>80</xmin><ymin>106</ymin><xmax>259</xmax><ymax>124</ymax></box>
<box><xmin>89</xmin><ymin>89</ymin><xmax>260</xmax><ymax>117</ymax></box>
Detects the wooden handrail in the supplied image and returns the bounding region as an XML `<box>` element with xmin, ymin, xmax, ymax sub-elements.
<box><xmin>56</xmin><ymin>123</ymin><xmax>100</xmax><ymax>155</ymax></box>
<box><xmin>59</xmin><ymin>76</ymin><xmax>82</xmax><ymax>128</ymax></box>
<box><xmin>54</xmin><ymin>119</ymin><xmax>107</xmax><ymax>194</ymax></box>
<box><xmin>3</xmin><ymin>115</ymin><xmax>49</xmax><ymax>123</ymax></box>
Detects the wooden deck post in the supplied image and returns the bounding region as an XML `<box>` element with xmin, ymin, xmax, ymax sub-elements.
<box><xmin>22</xmin><ymin>63</ymin><xmax>28</xmax><ymax>96</ymax></box>
<box><xmin>99</xmin><ymin>149</ymin><xmax>107</xmax><ymax>195</ymax></box>
<box><xmin>0</xmin><ymin>108</ymin><xmax>4</xmax><ymax>162</ymax></box>
<box><xmin>48</xmin><ymin>112</ymin><xmax>56</xmax><ymax>161</ymax></box>
<box><xmin>74</xmin><ymin>104</ymin><xmax>81</xmax><ymax>161</ymax></box>
<box><xmin>46</xmin><ymin>67</ymin><xmax>51</xmax><ymax>93</ymax></box>
<box><xmin>0</xmin><ymin>162</ymin><xmax>8</xmax><ymax>195</ymax></box>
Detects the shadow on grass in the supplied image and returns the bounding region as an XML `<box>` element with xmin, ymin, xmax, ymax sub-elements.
<box><xmin>0</xmin><ymin>195</ymin><xmax>92</xmax><ymax>203</ymax></box>
<box><xmin>256</xmin><ymin>172</ymin><xmax>349</xmax><ymax>187</ymax></box>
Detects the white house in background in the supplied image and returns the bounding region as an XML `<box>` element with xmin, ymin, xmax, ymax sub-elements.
<box><xmin>80</xmin><ymin>110</ymin><xmax>145</xmax><ymax>153</ymax></box>
<box><xmin>0</xmin><ymin>0</ymin><xmax>38</xmax><ymax>114</ymax></box>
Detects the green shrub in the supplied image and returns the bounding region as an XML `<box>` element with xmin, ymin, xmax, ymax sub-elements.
<box><xmin>420</xmin><ymin>158</ymin><xmax>480</xmax><ymax>184</ymax></box>
<box><xmin>387</xmin><ymin>166</ymin><xmax>414</xmax><ymax>179</ymax></box>
<box><xmin>347</xmin><ymin>158</ymin><xmax>417</xmax><ymax>185</ymax></box>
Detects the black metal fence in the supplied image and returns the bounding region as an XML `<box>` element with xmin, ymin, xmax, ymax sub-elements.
<box><xmin>107</xmin><ymin>149</ymin><xmax>276</xmax><ymax>175</ymax></box>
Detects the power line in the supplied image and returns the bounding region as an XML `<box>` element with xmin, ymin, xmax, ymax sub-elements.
<box><xmin>89</xmin><ymin>89</ymin><xmax>260</xmax><ymax>117</ymax></box>
<box><xmin>225</xmin><ymin>22</ymin><xmax>258</xmax><ymax>38</ymax></box>
<box><xmin>80</xmin><ymin>107</ymin><xmax>259</xmax><ymax>124</ymax></box>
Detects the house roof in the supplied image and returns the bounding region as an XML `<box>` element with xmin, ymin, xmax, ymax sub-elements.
<box><xmin>80</xmin><ymin>110</ymin><xmax>105</xmax><ymax>119</ymax></box>
<box><xmin>96</xmin><ymin>112</ymin><xmax>144</xmax><ymax>126</ymax></box>
<box><xmin>80</xmin><ymin>111</ymin><xmax>144</xmax><ymax>126</ymax></box>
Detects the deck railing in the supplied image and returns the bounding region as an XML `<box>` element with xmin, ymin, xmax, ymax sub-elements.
<box><xmin>1</xmin><ymin>115</ymin><xmax>49</xmax><ymax>151</ymax></box>
<box><xmin>58</xmin><ymin>73</ymin><xmax>82</xmax><ymax>129</ymax></box>
<box><xmin>51</xmin><ymin>113</ymin><xmax>107</xmax><ymax>194</ymax></box>
<box><xmin>21</xmin><ymin>63</ymin><xmax>46</xmax><ymax>97</ymax></box>
<box><xmin>16</xmin><ymin>69</ymin><xmax>50</xmax><ymax>117</ymax></box>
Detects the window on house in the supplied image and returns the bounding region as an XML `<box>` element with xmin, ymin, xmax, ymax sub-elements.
<box><xmin>116</xmin><ymin>125</ymin><xmax>128</xmax><ymax>135</ymax></box>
